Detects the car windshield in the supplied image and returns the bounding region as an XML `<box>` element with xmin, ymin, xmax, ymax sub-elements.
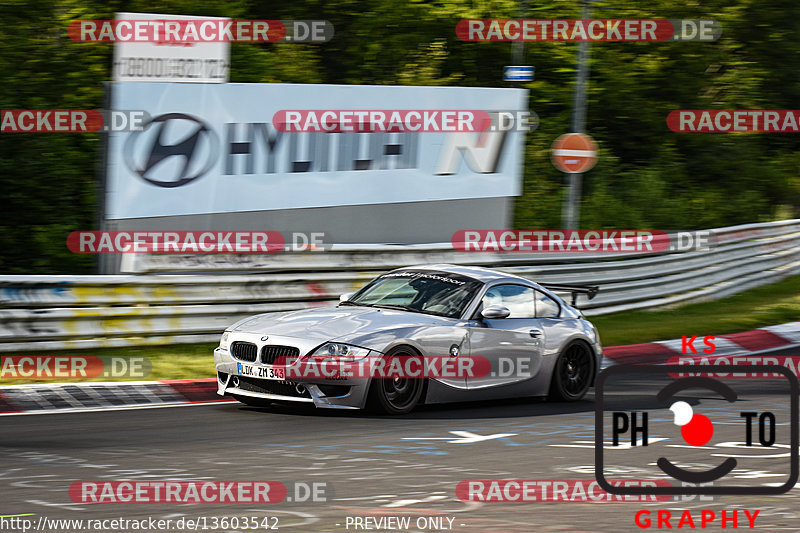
<box><xmin>348</xmin><ymin>270</ymin><xmax>482</xmax><ymax>318</ymax></box>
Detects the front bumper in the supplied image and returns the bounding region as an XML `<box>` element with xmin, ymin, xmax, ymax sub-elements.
<box><xmin>214</xmin><ymin>333</ymin><xmax>373</xmax><ymax>409</ymax></box>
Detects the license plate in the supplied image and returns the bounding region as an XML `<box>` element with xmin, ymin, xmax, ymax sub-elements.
<box><xmin>236</xmin><ymin>362</ymin><xmax>285</xmax><ymax>380</ymax></box>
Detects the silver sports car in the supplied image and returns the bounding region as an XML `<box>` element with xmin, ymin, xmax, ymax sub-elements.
<box><xmin>214</xmin><ymin>264</ymin><xmax>602</xmax><ymax>414</ymax></box>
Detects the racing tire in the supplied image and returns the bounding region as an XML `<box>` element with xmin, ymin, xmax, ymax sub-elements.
<box><xmin>367</xmin><ymin>347</ymin><xmax>426</xmax><ymax>415</ymax></box>
<box><xmin>548</xmin><ymin>341</ymin><xmax>595</xmax><ymax>402</ymax></box>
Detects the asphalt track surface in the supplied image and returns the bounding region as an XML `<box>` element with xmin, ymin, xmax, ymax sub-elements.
<box><xmin>2</xmin><ymin>365</ymin><xmax>800</xmax><ymax>533</ymax></box>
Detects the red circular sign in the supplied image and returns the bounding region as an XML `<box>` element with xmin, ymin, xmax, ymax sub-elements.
<box><xmin>551</xmin><ymin>133</ymin><xmax>598</xmax><ymax>173</ymax></box>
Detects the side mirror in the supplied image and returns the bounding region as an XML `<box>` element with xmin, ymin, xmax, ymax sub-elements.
<box><xmin>480</xmin><ymin>305</ymin><xmax>511</xmax><ymax>320</ymax></box>
<box><xmin>339</xmin><ymin>292</ymin><xmax>355</xmax><ymax>303</ymax></box>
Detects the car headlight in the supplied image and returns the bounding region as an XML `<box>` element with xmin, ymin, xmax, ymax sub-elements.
<box><xmin>311</xmin><ymin>342</ymin><xmax>370</xmax><ymax>361</ymax></box>
<box><xmin>219</xmin><ymin>331</ymin><xmax>231</xmax><ymax>351</ymax></box>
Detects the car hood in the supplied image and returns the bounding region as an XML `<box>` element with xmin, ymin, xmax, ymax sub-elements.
<box><xmin>232</xmin><ymin>306</ymin><xmax>455</xmax><ymax>344</ymax></box>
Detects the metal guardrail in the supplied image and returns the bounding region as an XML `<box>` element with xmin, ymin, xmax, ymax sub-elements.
<box><xmin>1</xmin><ymin>220</ymin><xmax>799</xmax><ymax>351</ymax></box>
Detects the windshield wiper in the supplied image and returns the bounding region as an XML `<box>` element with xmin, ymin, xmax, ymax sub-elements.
<box><xmin>370</xmin><ymin>303</ymin><xmax>418</xmax><ymax>312</ymax></box>
<box><xmin>338</xmin><ymin>301</ymin><xmax>367</xmax><ymax>307</ymax></box>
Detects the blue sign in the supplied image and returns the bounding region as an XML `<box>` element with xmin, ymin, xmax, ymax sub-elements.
<box><xmin>504</xmin><ymin>66</ymin><xmax>534</xmax><ymax>82</ymax></box>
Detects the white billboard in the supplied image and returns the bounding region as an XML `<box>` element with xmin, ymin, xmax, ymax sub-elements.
<box><xmin>113</xmin><ymin>12</ymin><xmax>230</xmax><ymax>83</ymax></box>
<box><xmin>106</xmin><ymin>82</ymin><xmax>526</xmax><ymax>219</ymax></box>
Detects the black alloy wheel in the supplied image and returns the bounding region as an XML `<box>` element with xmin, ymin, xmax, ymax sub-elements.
<box><xmin>549</xmin><ymin>342</ymin><xmax>595</xmax><ymax>402</ymax></box>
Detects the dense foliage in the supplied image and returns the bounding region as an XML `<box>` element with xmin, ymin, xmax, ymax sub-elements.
<box><xmin>1</xmin><ymin>0</ymin><xmax>799</xmax><ymax>273</ymax></box>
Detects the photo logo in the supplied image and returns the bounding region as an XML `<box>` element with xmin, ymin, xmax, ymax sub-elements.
<box><xmin>595</xmin><ymin>364</ymin><xmax>799</xmax><ymax>495</ymax></box>
<box><xmin>654</xmin><ymin>377</ymin><xmax>737</xmax><ymax>483</ymax></box>
<box><xmin>669</xmin><ymin>401</ymin><xmax>714</xmax><ymax>447</ymax></box>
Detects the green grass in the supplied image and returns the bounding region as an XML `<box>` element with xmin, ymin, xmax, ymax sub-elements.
<box><xmin>2</xmin><ymin>275</ymin><xmax>800</xmax><ymax>384</ymax></box>
<box><xmin>1</xmin><ymin>343</ymin><xmax>218</xmax><ymax>385</ymax></box>
<box><xmin>591</xmin><ymin>274</ymin><xmax>800</xmax><ymax>346</ymax></box>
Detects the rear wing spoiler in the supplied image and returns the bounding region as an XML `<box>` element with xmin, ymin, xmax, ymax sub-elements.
<box><xmin>540</xmin><ymin>283</ymin><xmax>599</xmax><ymax>306</ymax></box>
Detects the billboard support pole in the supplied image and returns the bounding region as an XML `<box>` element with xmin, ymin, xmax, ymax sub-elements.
<box><xmin>95</xmin><ymin>82</ymin><xmax>111</xmax><ymax>274</ymax></box>
<box><xmin>511</xmin><ymin>0</ymin><xmax>528</xmax><ymax>65</ymax></box>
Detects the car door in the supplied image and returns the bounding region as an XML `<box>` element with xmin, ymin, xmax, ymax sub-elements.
<box><xmin>466</xmin><ymin>283</ymin><xmax>544</xmax><ymax>389</ymax></box>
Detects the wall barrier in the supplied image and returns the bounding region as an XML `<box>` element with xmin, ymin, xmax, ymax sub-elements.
<box><xmin>2</xmin><ymin>220</ymin><xmax>799</xmax><ymax>351</ymax></box>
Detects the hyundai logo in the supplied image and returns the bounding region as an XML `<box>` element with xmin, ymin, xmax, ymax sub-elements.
<box><xmin>123</xmin><ymin>113</ymin><xmax>218</xmax><ymax>188</ymax></box>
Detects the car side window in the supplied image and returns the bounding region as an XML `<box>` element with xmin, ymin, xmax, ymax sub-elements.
<box><xmin>482</xmin><ymin>284</ymin><xmax>535</xmax><ymax>318</ymax></box>
<box><xmin>535</xmin><ymin>290</ymin><xmax>560</xmax><ymax>318</ymax></box>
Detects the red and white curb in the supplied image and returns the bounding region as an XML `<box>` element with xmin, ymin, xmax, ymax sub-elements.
<box><xmin>602</xmin><ymin>321</ymin><xmax>800</xmax><ymax>367</ymax></box>
<box><xmin>2</xmin><ymin>322</ymin><xmax>799</xmax><ymax>415</ymax></box>
<box><xmin>0</xmin><ymin>378</ymin><xmax>231</xmax><ymax>415</ymax></box>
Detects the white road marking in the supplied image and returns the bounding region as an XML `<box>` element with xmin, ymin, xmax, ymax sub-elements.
<box><xmin>550</xmin><ymin>437</ymin><xmax>669</xmax><ymax>449</ymax></box>
<box><xmin>402</xmin><ymin>430</ymin><xmax>517</xmax><ymax>444</ymax></box>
